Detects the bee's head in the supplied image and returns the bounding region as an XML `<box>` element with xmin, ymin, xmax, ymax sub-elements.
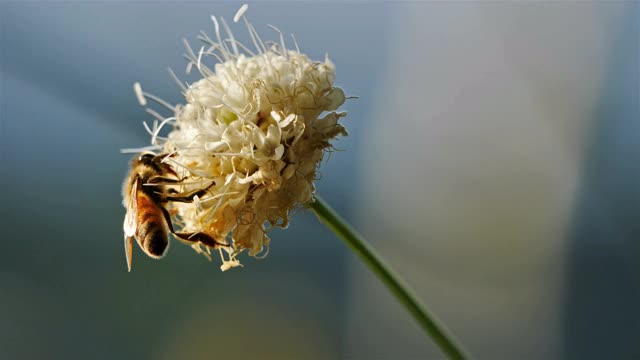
<box><xmin>138</xmin><ymin>152</ymin><xmax>156</xmax><ymax>164</ymax></box>
<box><xmin>135</xmin><ymin>152</ymin><xmax>167</xmax><ymax>170</ymax></box>
<box><xmin>132</xmin><ymin>152</ymin><xmax>176</xmax><ymax>180</ymax></box>
<box><xmin>129</xmin><ymin>152</ymin><xmax>161</xmax><ymax>179</ymax></box>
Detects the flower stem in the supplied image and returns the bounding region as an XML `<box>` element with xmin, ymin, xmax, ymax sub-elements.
<box><xmin>309</xmin><ymin>195</ymin><xmax>470</xmax><ymax>360</ymax></box>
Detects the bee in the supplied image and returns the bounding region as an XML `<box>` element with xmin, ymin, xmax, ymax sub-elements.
<box><xmin>122</xmin><ymin>152</ymin><xmax>227</xmax><ymax>272</ymax></box>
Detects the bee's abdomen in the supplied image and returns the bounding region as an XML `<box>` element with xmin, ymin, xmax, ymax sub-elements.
<box><xmin>138</xmin><ymin>222</ymin><xmax>169</xmax><ymax>258</ymax></box>
<box><xmin>136</xmin><ymin>196</ymin><xmax>169</xmax><ymax>258</ymax></box>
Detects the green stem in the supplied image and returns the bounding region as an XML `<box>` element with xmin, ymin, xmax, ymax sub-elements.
<box><xmin>309</xmin><ymin>195</ymin><xmax>470</xmax><ymax>360</ymax></box>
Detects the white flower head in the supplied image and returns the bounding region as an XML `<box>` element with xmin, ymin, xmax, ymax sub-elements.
<box><xmin>130</xmin><ymin>4</ymin><xmax>347</xmax><ymax>270</ymax></box>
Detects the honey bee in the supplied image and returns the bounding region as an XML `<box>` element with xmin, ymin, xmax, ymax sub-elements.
<box><xmin>122</xmin><ymin>152</ymin><xmax>227</xmax><ymax>271</ymax></box>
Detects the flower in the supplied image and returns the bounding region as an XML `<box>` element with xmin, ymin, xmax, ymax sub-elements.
<box><xmin>131</xmin><ymin>4</ymin><xmax>347</xmax><ymax>270</ymax></box>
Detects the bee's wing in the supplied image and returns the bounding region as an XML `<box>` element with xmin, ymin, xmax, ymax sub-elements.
<box><xmin>124</xmin><ymin>235</ymin><xmax>133</xmax><ymax>272</ymax></box>
<box><xmin>123</xmin><ymin>178</ymin><xmax>139</xmax><ymax>272</ymax></box>
<box><xmin>123</xmin><ymin>178</ymin><xmax>138</xmax><ymax>237</ymax></box>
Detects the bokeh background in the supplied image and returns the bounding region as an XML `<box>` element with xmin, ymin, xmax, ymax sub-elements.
<box><xmin>1</xmin><ymin>2</ymin><xmax>639</xmax><ymax>359</ymax></box>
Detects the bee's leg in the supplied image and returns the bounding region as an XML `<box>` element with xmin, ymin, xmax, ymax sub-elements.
<box><xmin>164</xmin><ymin>188</ymin><xmax>209</xmax><ymax>203</ymax></box>
<box><xmin>148</xmin><ymin>178</ymin><xmax>215</xmax><ymax>199</ymax></box>
<box><xmin>160</xmin><ymin>206</ymin><xmax>228</xmax><ymax>249</ymax></box>
<box><xmin>164</xmin><ymin>181</ymin><xmax>216</xmax><ymax>203</ymax></box>
<box><xmin>174</xmin><ymin>232</ymin><xmax>229</xmax><ymax>249</ymax></box>
<box><xmin>146</xmin><ymin>176</ymin><xmax>185</xmax><ymax>184</ymax></box>
<box><xmin>146</xmin><ymin>177</ymin><xmax>186</xmax><ymax>198</ymax></box>
<box><xmin>160</xmin><ymin>206</ymin><xmax>177</xmax><ymax>234</ymax></box>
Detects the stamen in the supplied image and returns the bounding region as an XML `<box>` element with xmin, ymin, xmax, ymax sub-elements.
<box><xmin>199</xmin><ymin>191</ymin><xmax>241</xmax><ymax>205</ymax></box>
<box><xmin>142</xmin><ymin>121</ymin><xmax>155</xmax><ymax>137</ymax></box>
<box><xmin>210</xmin><ymin>15</ymin><xmax>230</xmax><ymax>61</ymax></box>
<box><xmin>193</xmin><ymin>195</ymin><xmax>204</xmax><ymax>212</ymax></box>
<box><xmin>220</xmin><ymin>17</ymin><xmax>239</xmax><ymax>56</ymax></box>
<box><xmin>152</xmin><ymin>117</ymin><xmax>177</xmax><ymax>145</ymax></box>
<box><xmin>205</xmin><ymin>176</ymin><xmax>234</xmax><ymax>223</ymax></box>
<box><xmin>120</xmin><ymin>145</ymin><xmax>162</xmax><ymax>154</ymax></box>
<box><xmin>164</xmin><ymin>158</ymin><xmax>211</xmax><ymax>178</ymax></box>
<box><xmin>270</xmin><ymin>110</ymin><xmax>282</xmax><ymax>122</ymax></box>
<box><xmin>267</xmin><ymin>24</ymin><xmax>287</xmax><ymax>58</ymax></box>
<box><xmin>233</xmin><ymin>4</ymin><xmax>248</xmax><ymax>23</ymax></box>
<box><xmin>219</xmin><ymin>248</ymin><xmax>243</xmax><ymax>272</ymax></box>
<box><xmin>290</xmin><ymin>33</ymin><xmax>300</xmax><ymax>53</ymax></box>
<box><xmin>248</xmin><ymin>22</ymin><xmax>267</xmax><ymax>54</ymax></box>
<box><xmin>197</xmin><ymin>46</ymin><xmax>205</xmax><ymax>71</ymax></box>
<box><xmin>202</xmin><ymin>49</ymin><xmax>225</xmax><ymax>66</ymax></box>
<box><xmin>243</xmin><ymin>17</ymin><xmax>263</xmax><ymax>55</ymax></box>
<box><xmin>192</xmin><ymin>244</ymin><xmax>212</xmax><ymax>261</ymax></box>
<box><xmin>133</xmin><ymin>82</ymin><xmax>147</xmax><ymax>106</ymax></box>
<box><xmin>167</xmin><ymin>67</ymin><xmax>188</xmax><ymax>92</ymax></box>
<box><xmin>224</xmin><ymin>38</ymin><xmax>255</xmax><ymax>57</ymax></box>
<box><xmin>145</xmin><ymin>108</ymin><xmax>167</xmax><ymax>122</ymax></box>
<box><xmin>141</xmin><ymin>91</ymin><xmax>176</xmax><ymax>112</ymax></box>
<box><xmin>183</xmin><ymin>38</ymin><xmax>198</xmax><ymax>74</ymax></box>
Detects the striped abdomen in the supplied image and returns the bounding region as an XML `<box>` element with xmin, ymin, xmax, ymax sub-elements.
<box><xmin>135</xmin><ymin>192</ymin><xmax>169</xmax><ymax>258</ymax></box>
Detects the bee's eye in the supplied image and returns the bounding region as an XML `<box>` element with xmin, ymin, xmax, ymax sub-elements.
<box><xmin>139</xmin><ymin>153</ymin><xmax>155</xmax><ymax>162</ymax></box>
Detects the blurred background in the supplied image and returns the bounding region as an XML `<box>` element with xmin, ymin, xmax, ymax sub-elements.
<box><xmin>1</xmin><ymin>2</ymin><xmax>639</xmax><ymax>359</ymax></box>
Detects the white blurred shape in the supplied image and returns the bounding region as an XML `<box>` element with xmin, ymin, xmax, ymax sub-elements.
<box><xmin>347</xmin><ymin>3</ymin><xmax>623</xmax><ymax>359</ymax></box>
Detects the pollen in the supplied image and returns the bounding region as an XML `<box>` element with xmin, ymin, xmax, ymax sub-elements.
<box><xmin>131</xmin><ymin>4</ymin><xmax>348</xmax><ymax>269</ymax></box>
